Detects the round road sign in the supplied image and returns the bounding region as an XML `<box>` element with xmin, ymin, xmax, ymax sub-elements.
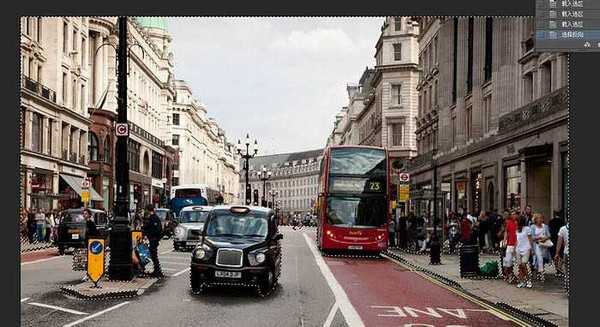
<box><xmin>399</xmin><ymin>173</ymin><xmax>410</xmax><ymax>183</ymax></box>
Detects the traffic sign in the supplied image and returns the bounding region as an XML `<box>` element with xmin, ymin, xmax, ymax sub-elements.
<box><xmin>398</xmin><ymin>184</ymin><xmax>410</xmax><ymax>202</ymax></box>
<box><xmin>87</xmin><ymin>239</ymin><xmax>105</xmax><ymax>286</ymax></box>
<box><xmin>81</xmin><ymin>177</ymin><xmax>91</xmax><ymax>189</ymax></box>
<box><xmin>399</xmin><ymin>173</ymin><xmax>410</xmax><ymax>183</ymax></box>
<box><xmin>115</xmin><ymin>123</ymin><xmax>129</xmax><ymax>136</ymax></box>
<box><xmin>81</xmin><ymin>190</ymin><xmax>90</xmax><ymax>203</ymax></box>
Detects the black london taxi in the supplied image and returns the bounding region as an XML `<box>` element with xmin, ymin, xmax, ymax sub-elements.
<box><xmin>56</xmin><ymin>208</ymin><xmax>110</xmax><ymax>255</ymax></box>
<box><xmin>190</xmin><ymin>205</ymin><xmax>283</xmax><ymax>296</ymax></box>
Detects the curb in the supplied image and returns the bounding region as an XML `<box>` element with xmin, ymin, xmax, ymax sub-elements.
<box><xmin>383</xmin><ymin>250</ymin><xmax>559</xmax><ymax>327</ymax></box>
<box><xmin>60</xmin><ymin>285</ymin><xmax>139</xmax><ymax>300</ymax></box>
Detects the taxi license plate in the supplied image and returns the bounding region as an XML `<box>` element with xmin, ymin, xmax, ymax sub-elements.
<box><xmin>348</xmin><ymin>245</ymin><xmax>363</xmax><ymax>250</ymax></box>
<box><xmin>71</xmin><ymin>234</ymin><xmax>80</xmax><ymax>240</ymax></box>
<box><xmin>215</xmin><ymin>271</ymin><xmax>241</xmax><ymax>279</ymax></box>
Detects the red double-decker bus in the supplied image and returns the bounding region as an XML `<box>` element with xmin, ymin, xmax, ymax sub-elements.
<box><xmin>316</xmin><ymin>145</ymin><xmax>390</xmax><ymax>254</ymax></box>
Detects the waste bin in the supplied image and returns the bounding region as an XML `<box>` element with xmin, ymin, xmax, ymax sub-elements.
<box><xmin>459</xmin><ymin>245</ymin><xmax>479</xmax><ymax>277</ymax></box>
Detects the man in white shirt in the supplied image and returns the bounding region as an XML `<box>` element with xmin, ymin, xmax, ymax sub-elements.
<box><xmin>555</xmin><ymin>223</ymin><xmax>569</xmax><ymax>293</ymax></box>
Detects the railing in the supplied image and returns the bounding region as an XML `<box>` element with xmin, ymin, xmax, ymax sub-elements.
<box><xmin>498</xmin><ymin>86</ymin><xmax>567</xmax><ymax>134</ymax></box>
<box><xmin>129</xmin><ymin>121</ymin><xmax>165</xmax><ymax>147</ymax></box>
<box><xmin>21</xmin><ymin>75</ymin><xmax>57</xmax><ymax>103</ymax></box>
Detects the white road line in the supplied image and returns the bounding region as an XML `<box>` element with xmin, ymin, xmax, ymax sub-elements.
<box><xmin>21</xmin><ymin>256</ymin><xmax>63</xmax><ymax>266</ymax></box>
<box><xmin>20</xmin><ymin>298</ymin><xmax>30</xmax><ymax>303</ymax></box>
<box><xmin>323</xmin><ymin>302</ymin><xmax>339</xmax><ymax>327</ymax></box>
<box><xmin>172</xmin><ymin>267</ymin><xmax>191</xmax><ymax>277</ymax></box>
<box><xmin>302</xmin><ymin>233</ymin><xmax>365</xmax><ymax>327</ymax></box>
<box><xmin>28</xmin><ymin>302</ymin><xmax>88</xmax><ymax>315</ymax></box>
<box><xmin>160</xmin><ymin>261</ymin><xmax>188</xmax><ymax>266</ymax></box>
<box><xmin>63</xmin><ymin>301</ymin><xmax>129</xmax><ymax>327</ymax></box>
<box><xmin>162</xmin><ymin>267</ymin><xmax>179</xmax><ymax>271</ymax></box>
<box><xmin>160</xmin><ymin>249</ymin><xmax>173</xmax><ymax>255</ymax></box>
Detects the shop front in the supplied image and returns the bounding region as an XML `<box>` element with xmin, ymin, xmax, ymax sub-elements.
<box><xmin>58</xmin><ymin>174</ymin><xmax>103</xmax><ymax>210</ymax></box>
<box><xmin>29</xmin><ymin>169</ymin><xmax>55</xmax><ymax>211</ymax></box>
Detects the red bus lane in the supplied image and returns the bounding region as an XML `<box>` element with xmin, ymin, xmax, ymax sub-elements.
<box><xmin>324</xmin><ymin>256</ymin><xmax>520</xmax><ymax>327</ymax></box>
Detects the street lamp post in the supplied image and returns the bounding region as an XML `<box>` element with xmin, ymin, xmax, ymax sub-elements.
<box><xmin>429</xmin><ymin>148</ymin><xmax>441</xmax><ymax>265</ymax></box>
<box><xmin>237</xmin><ymin>134</ymin><xmax>258</xmax><ymax>205</ymax></box>
<box><xmin>259</xmin><ymin>167</ymin><xmax>271</xmax><ymax>207</ymax></box>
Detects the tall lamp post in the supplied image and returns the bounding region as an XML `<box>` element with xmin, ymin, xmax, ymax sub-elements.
<box><xmin>237</xmin><ymin>134</ymin><xmax>258</xmax><ymax>205</ymax></box>
<box><xmin>429</xmin><ymin>148</ymin><xmax>441</xmax><ymax>265</ymax></box>
<box><xmin>259</xmin><ymin>167</ymin><xmax>272</xmax><ymax>207</ymax></box>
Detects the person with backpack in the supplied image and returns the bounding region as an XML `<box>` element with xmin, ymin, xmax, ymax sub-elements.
<box><xmin>143</xmin><ymin>204</ymin><xmax>164</xmax><ymax>278</ymax></box>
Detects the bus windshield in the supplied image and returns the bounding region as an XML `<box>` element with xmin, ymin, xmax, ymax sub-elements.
<box><xmin>326</xmin><ymin>196</ymin><xmax>386</xmax><ymax>228</ymax></box>
<box><xmin>330</xmin><ymin>148</ymin><xmax>386</xmax><ymax>176</ymax></box>
<box><xmin>175</xmin><ymin>188</ymin><xmax>202</xmax><ymax>198</ymax></box>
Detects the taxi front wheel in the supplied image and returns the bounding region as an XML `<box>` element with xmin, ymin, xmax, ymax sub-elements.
<box><xmin>258</xmin><ymin>269</ymin><xmax>277</xmax><ymax>295</ymax></box>
<box><xmin>190</xmin><ymin>270</ymin><xmax>204</xmax><ymax>294</ymax></box>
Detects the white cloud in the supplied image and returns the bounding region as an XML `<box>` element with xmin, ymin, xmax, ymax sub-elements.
<box><xmin>269</xmin><ymin>28</ymin><xmax>356</xmax><ymax>55</ymax></box>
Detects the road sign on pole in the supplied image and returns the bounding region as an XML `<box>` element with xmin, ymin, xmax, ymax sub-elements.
<box><xmin>398</xmin><ymin>184</ymin><xmax>410</xmax><ymax>202</ymax></box>
<box><xmin>399</xmin><ymin>173</ymin><xmax>410</xmax><ymax>183</ymax></box>
<box><xmin>115</xmin><ymin>123</ymin><xmax>129</xmax><ymax>137</ymax></box>
<box><xmin>87</xmin><ymin>238</ymin><xmax>106</xmax><ymax>287</ymax></box>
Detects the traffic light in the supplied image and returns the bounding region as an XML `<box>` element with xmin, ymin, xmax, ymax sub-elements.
<box><xmin>253</xmin><ymin>189</ymin><xmax>259</xmax><ymax>206</ymax></box>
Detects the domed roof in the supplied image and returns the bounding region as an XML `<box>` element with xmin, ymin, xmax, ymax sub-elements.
<box><xmin>135</xmin><ymin>17</ymin><xmax>168</xmax><ymax>31</ymax></box>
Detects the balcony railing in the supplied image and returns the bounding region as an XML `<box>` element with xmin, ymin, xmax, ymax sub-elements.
<box><xmin>21</xmin><ymin>75</ymin><xmax>57</xmax><ymax>103</ymax></box>
<box><xmin>499</xmin><ymin>86</ymin><xmax>567</xmax><ymax>134</ymax></box>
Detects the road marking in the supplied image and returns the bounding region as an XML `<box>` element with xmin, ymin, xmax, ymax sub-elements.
<box><xmin>160</xmin><ymin>261</ymin><xmax>188</xmax><ymax>266</ymax></box>
<box><xmin>172</xmin><ymin>267</ymin><xmax>191</xmax><ymax>277</ymax></box>
<box><xmin>28</xmin><ymin>302</ymin><xmax>88</xmax><ymax>315</ymax></box>
<box><xmin>380</xmin><ymin>253</ymin><xmax>530</xmax><ymax>327</ymax></box>
<box><xmin>323</xmin><ymin>302</ymin><xmax>339</xmax><ymax>327</ymax></box>
<box><xmin>162</xmin><ymin>267</ymin><xmax>179</xmax><ymax>271</ymax></box>
<box><xmin>63</xmin><ymin>301</ymin><xmax>129</xmax><ymax>327</ymax></box>
<box><xmin>20</xmin><ymin>297</ymin><xmax>30</xmax><ymax>303</ymax></box>
<box><xmin>302</xmin><ymin>233</ymin><xmax>365</xmax><ymax>327</ymax></box>
<box><xmin>160</xmin><ymin>249</ymin><xmax>173</xmax><ymax>255</ymax></box>
<box><xmin>21</xmin><ymin>256</ymin><xmax>63</xmax><ymax>265</ymax></box>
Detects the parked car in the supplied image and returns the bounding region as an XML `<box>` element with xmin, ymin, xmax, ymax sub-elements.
<box><xmin>155</xmin><ymin>208</ymin><xmax>175</xmax><ymax>239</ymax></box>
<box><xmin>190</xmin><ymin>205</ymin><xmax>283</xmax><ymax>296</ymax></box>
<box><xmin>56</xmin><ymin>208</ymin><xmax>110</xmax><ymax>255</ymax></box>
<box><xmin>173</xmin><ymin>206</ymin><xmax>212</xmax><ymax>251</ymax></box>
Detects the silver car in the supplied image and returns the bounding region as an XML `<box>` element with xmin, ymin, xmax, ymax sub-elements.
<box><xmin>173</xmin><ymin>206</ymin><xmax>212</xmax><ymax>251</ymax></box>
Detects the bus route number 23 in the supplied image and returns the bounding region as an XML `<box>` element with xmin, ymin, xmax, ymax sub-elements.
<box><xmin>368</xmin><ymin>181</ymin><xmax>382</xmax><ymax>192</ymax></box>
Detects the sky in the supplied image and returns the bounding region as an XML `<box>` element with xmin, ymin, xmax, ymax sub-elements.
<box><xmin>168</xmin><ymin>17</ymin><xmax>384</xmax><ymax>155</ymax></box>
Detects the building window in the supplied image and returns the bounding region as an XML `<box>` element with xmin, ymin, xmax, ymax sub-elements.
<box><xmin>394</xmin><ymin>17</ymin><xmax>402</xmax><ymax>31</ymax></box>
<box><xmin>172</xmin><ymin>134</ymin><xmax>179</xmax><ymax>146</ymax></box>
<box><xmin>104</xmin><ymin>137</ymin><xmax>111</xmax><ymax>163</ymax></box>
<box><xmin>20</xmin><ymin>108</ymin><xmax>26</xmax><ymax>148</ymax></box>
<box><xmin>82</xmin><ymin>37</ymin><xmax>87</xmax><ymax>66</ymax></box>
<box><xmin>451</xmin><ymin>115</ymin><xmax>457</xmax><ymax>146</ymax></box>
<box><xmin>152</xmin><ymin>152</ymin><xmax>163</xmax><ymax>179</ymax></box>
<box><xmin>523</xmin><ymin>72</ymin><xmax>534</xmax><ymax>103</ymax></box>
<box><xmin>63</xmin><ymin>22</ymin><xmax>68</xmax><ymax>54</ymax></box>
<box><xmin>391</xmin><ymin>84</ymin><xmax>402</xmax><ymax>105</ymax></box>
<box><xmin>504</xmin><ymin>165</ymin><xmax>521</xmax><ymax>212</ymax></box>
<box><xmin>484</xmin><ymin>17</ymin><xmax>493</xmax><ymax>82</ymax></box>
<box><xmin>47</xmin><ymin>119</ymin><xmax>53</xmax><ymax>155</ymax></box>
<box><xmin>72</xmin><ymin>29</ymin><xmax>77</xmax><ymax>51</ymax></box>
<box><xmin>25</xmin><ymin>17</ymin><xmax>31</xmax><ymax>36</ymax></box>
<box><xmin>466</xmin><ymin>105</ymin><xmax>473</xmax><ymax>141</ymax></box>
<box><xmin>37</xmin><ymin>17</ymin><xmax>42</xmax><ymax>42</ymax></box>
<box><xmin>467</xmin><ymin>17</ymin><xmax>474</xmax><ymax>93</ymax></box>
<box><xmin>541</xmin><ymin>61</ymin><xmax>552</xmax><ymax>95</ymax></box>
<box><xmin>88</xmin><ymin>132</ymin><xmax>99</xmax><ymax>161</ymax></box>
<box><xmin>127</xmin><ymin>139</ymin><xmax>140</xmax><ymax>172</ymax></box>
<box><xmin>433</xmin><ymin>36</ymin><xmax>438</xmax><ymax>65</ymax></box>
<box><xmin>393</xmin><ymin>43</ymin><xmax>402</xmax><ymax>61</ymax></box>
<box><xmin>62</xmin><ymin>73</ymin><xmax>67</xmax><ymax>104</ymax></box>
<box><xmin>483</xmin><ymin>95</ymin><xmax>492</xmax><ymax>133</ymax></box>
<box><xmin>81</xmin><ymin>85</ymin><xmax>85</xmax><ymax>112</ymax></box>
<box><xmin>31</xmin><ymin>112</ymin><xmax>43</xmax><ymax>153</ymax></box>
<box><xmin>390</xmin><ymin>123</ymin><xmax>404</xmax><ymax>146</ymax></box>
<box><xmin>172</xmin><ymin>113</ymin><xmax>180</xmax><ymax>125</ymax></box>
<box><xmin>37</xmin><ymin>66</ymin><xmax>42</xmax><ymax>82</ymax></box>
<box><xmin>433</xmin><ymin>80</ymin><xmax>438</xmax><ymax>107</ymax></box>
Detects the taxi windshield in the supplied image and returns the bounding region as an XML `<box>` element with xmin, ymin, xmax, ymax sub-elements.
<box><xmin>179</xmin><ymin>210</ymin><xmax>209</xmax><ymax>223</ymax></box>
<box><xmin>206</xmin><ymin>211</ymin><xmax>268</xmax><ymax>238</ymax></box>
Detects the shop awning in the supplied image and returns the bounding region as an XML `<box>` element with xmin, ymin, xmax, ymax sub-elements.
<box><xmin>60</xmin><ymin>175</ymin><xmax>103</xmax><ymax>202</ymax></box>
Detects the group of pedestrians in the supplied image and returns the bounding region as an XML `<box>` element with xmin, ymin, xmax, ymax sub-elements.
<box><xmin>20</xmin><ymin>208</ymin><xmax>59</xmax><ymax>244</ymax></box>
<box><xmin>500</xmin><ymin>207</ymin><xmax>569</xmax><ymax>291</ymax></box>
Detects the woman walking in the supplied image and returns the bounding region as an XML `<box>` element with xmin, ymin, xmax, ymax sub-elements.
<box><xmin>515</xmin><ymin>216</ymin><xmax>533</xmax><ymax>288</ymax></box>
<box><xmin>531</xmin><ymin>213</ymin><xmax>551</xmax><ymax>282</ymax></box>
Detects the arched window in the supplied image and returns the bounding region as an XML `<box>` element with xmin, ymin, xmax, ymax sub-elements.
<box><xmin>88</xmin><ymin>132</ymin><xmax>98</xmax><ymax>161</ymax></box>
<box><xmin>103</xmin><ymin>136</ymin><xmax>111</xmax><ymax>163</ymax></box>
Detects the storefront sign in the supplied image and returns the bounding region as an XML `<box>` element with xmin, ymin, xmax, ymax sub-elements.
<box><xmin>87</xmin><ymin>239</ymin><xmax>105</xmax><ymax>286</ymax></box>
<box><xmin>441</xmin><ymin>182</ymin><xmax>451</xmax><ymax>193</ymax></box>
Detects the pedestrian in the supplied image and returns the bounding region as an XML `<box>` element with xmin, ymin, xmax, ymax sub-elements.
<box><xmin>548</xmin><ymin>210</ymin><xmax>564</xmax><ymax>274</ymax></box>
<box><xmin>34</xmin><ymin>208</ymin><xmax>46</xmax><ymax>242</ymax></box>
<box><xmin>515</xmin><ymin>216</ymin><xmax>533</xmax><ymax>288</ymax></box>
<box><xmin>45</xmin><ymin>212</ymin><xmax>54</xmax><ymax>243</ymax></box>
<box><xmin>84</xmin><ymin>208</ymin><xmax>98</xmax><ymax>241</ymax></box>
<box><xmin>460</xmin><ymin>214</ymin><xmax>472</xmax><ymax>245</ymax></box>
<box><xmin>388</xmin><ymin>217</ymin><xmax>396</xmax><ymax>248</ymax></box>
<box><xmin>531</xmin><ymin>213</ymin><xmax>551</xmax><ymax>282</ymax></box>
<box><xmin>502</xmin><ymin>212</ymin><xmax>518</xmax><ymax>284</ymax></box>
<box><xmin>20</xmin><ymin>208</ymin><xmax>29</xmax><ymax>242</ymax></box>
<box><xmin>143</xmin><ymin>204</ymin><xmax>164</xmax><ymax>278</ymax></box>
<box><xmin>27</xmin><ymin>210</ymin><xmax>36</xmax><ymax>243</ymax></box>
<box><xmin>523</xmin><ymin>205</ymin><xmax>534</xmax><ymax>226</ymax></box>
<box><xmin>478</xmin><ymin>211</ymin><xmax>489</xmax><ymax>252</ymax></box>
<box><xmin>398</xmin><ymin>214</ymin><xmax>408</xmax><ymax>249</ymax></box>
<box><xmin>555</xmin><ymin>221</ymin><xmax>569</xmax><ymax>293</ymax></box>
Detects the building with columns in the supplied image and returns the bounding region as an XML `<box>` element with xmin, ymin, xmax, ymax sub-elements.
<box><xmin>408</xmin><ymin>17</ymin><xmax>568</xmax><ymax>222</ymax></box>
<box><xmin>239</xmin><ymin>149</ymin><xmax>322</xmax><ymax>217</ymax></box>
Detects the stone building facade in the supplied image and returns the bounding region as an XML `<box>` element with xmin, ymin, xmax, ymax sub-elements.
<box><xmin>409</xmin><ymin>17</ymin><xmax>568</xmax><ymax>222</ymax></box>
<box><xmin>239</xmin><ymin>149</ymin><xmax>323</xmax><ymax>216</ymax></box>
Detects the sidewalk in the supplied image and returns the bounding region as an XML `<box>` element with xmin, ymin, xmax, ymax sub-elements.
<box><xmin>388</xmin><ymin>249</ymin><xmax>569</xmax><ymax>327</ymax></box>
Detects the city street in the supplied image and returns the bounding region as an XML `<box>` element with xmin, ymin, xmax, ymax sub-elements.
<box><xmin>21</xmin><ymin>227</ymin><xmax>529</xmax><ymax>327</ymax></box>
